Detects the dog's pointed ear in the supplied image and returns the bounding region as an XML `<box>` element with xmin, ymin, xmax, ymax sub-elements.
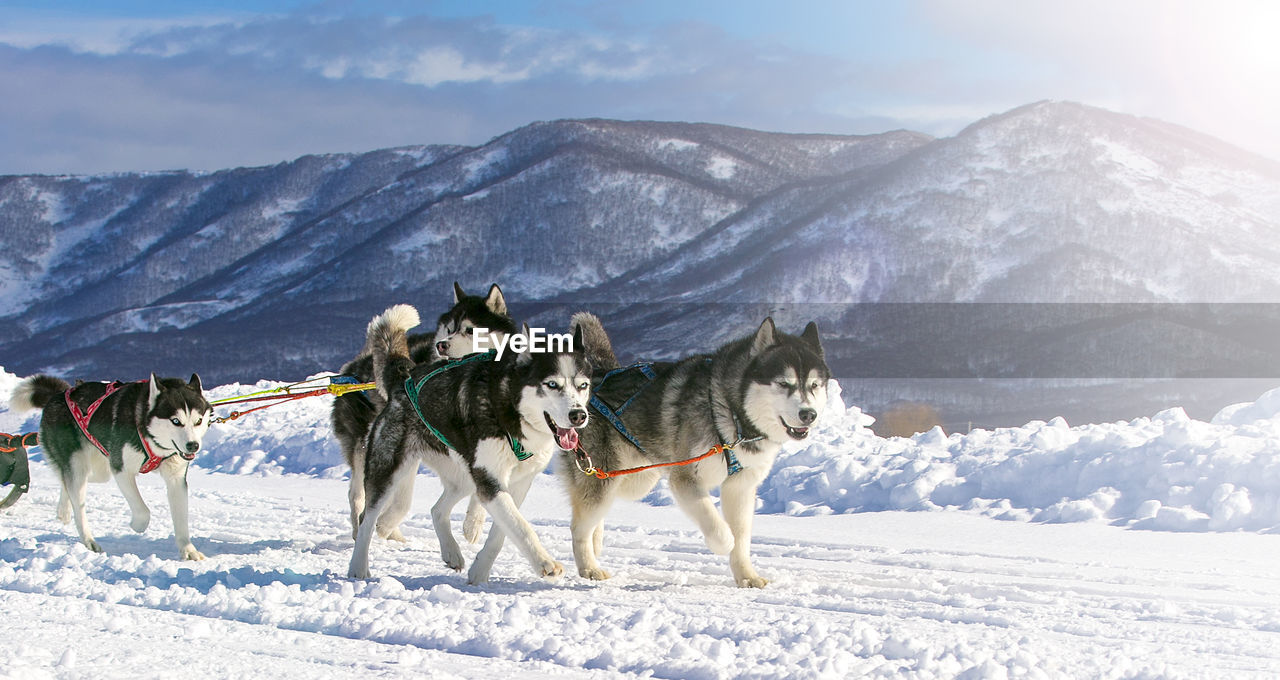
<box><xmin>515</xmin><ymin>322</ymin><xmax>532</xmax><ymax>365</ymax></box>
<box><xmin>485</xmin><ymin>284</ymin><xmax>507</xmax><ymax>317</ymax></box>
<box><xmin>148</xmin><ymin>373</ymin><xmax>162</xmax><ymax>408</ymax></box>
<box><xmin>452</xmin><ymin>282</ymin><xmax>466</xmax><ymax>304</ymax></box>
<box><xmin>572</xmin><ymin>323</ymin><xmax>585</xmax><ymax>355</ymax></box>
<box><xmin>750</xmin><ymin>317</ymin><xmax>779</xmax><ymax>357</ymax></box>
<box><xmin>189</xmin><ymin>373</ymin><xmax>202</xmax><ymax>392</ymax></box>
<box><xmin>801</xmin><ymin>321</ymin><xmax>824</xmax><ymax>358</ymax></box>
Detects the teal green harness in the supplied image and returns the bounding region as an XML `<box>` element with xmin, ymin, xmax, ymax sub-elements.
<box><xmin>403</xmin><ymin>351</ymin><xmax>531</xmax><ymax>461</ymax></box>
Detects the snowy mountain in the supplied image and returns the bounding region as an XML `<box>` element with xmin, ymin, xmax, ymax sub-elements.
<box><xmin>3</xmin><ymin>102</ymin><xmax>1280</xmax><ymax>425</ymax></box>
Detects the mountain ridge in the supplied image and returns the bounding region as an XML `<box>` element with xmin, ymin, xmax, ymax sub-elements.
<box><xmin>3</xmin><ymin>101</ymin><xmax>1280</xmax><ymax>425</ymax></box>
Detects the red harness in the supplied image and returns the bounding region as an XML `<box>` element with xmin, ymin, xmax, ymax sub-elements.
<box><xmin>65</xmin><ymin>381</ymin><xmax>171</xmax><ymax>474</ymax></box>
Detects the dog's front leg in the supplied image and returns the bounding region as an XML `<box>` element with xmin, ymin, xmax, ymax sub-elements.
<box><xmin>159</xmin><ymin>457</ymin><xmax>205</xmax><ymax>561</ymax></box>
<box><xmin>468</xmin><ymin>464</ymin><xmax>545</xmax><ymax>583</ymax></box>
<box><xmin>720</xmin><ymin>466</ymin><xmax>769</xmax><ymax>588</ymax></box>
<box><xmin>668</xmin><ymin>471</ymin><xmax>734</xmax><ymax>555</ymax></box>
<box><xmin>468</xmin><ymin>441</ymin><xmax>562</xmax><ymax>583</ymax></box>
<box><xmin>112</xmin><ymin>468</ymin><xmax>151</xmax><ymax>533</ymax></box>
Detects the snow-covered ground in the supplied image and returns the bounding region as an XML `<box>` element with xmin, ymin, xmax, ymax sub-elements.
<box><xmin>4</xmin><ymin>369</ymin><xmax>1280</xmax><ymax>678</ymax></box>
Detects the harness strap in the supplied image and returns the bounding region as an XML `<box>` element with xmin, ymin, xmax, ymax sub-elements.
<box><xmin>403</xmin><ymin>351</ymin><xmax>531</xmax><ymax>461</ymax></box>
<box><xmin>65</xmin><ymin>381</ymin><xmax>183</xmax><ymax>474</ymax></box>
<box><xmin>581</xmin><ymin>359</ymin><xmax>764</xmax><ymax>478</ymax></box>
<box><xmin>0</xmin><ymin>433</ymin><xmax>32</xmax><ymax>509</ymax></box>
<box><xmin>710</xmin><ymin>378</ymin><xmax>765</xmax><ymax>476</ymax></box>
<box><xmin>135</xmin><ymin>426</ymin><xmax>171</xmax><ymax>474</ymax></box>
<box><xmin>574</xmin><ymin>442</ymin><xmax>733</xmax><ymax>480</ymax></box>
<box><xmin>588</xmin><ymin>395</ymin><xmax>646</xmax><ymax>452</ymax></box>
<box><xmin>0</xmin><ymin>432</ymin><xmax>38</xmax><ymax>452</ymax></box>
<box><xmin>65</xmin><ymin>381</ymin><xmax>127</xmax><ymax>460</ymax></box>
<box><xmin>588</xmin><ymin>362</ymin><xmax>658</xmax><ymax>452</ymax></box>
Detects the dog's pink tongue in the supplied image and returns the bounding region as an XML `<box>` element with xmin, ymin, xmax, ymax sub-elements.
<box><xmin>556</xmin><ymin>427</ymin><xmax>579</xmax><ymax>451</ymax></box>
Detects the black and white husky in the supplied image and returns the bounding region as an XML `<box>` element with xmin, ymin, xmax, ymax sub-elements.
<box><xmin>559</xmin><ymin>315</ymin><xmax>829</xmax><ymax>587</ymax></box>
<box><xmin>11</xmin><ymin>374</ymin><xmax>214</xmax><ymax>560</ymax></box>
<box><xmin>332</xmin><ymin>283</ymin><xmax>516</xmax><ymax>541</ymax></box>
<box><xmin>347</xmin><ymin>305</ymin><xmax>593</xmax><ymax>584</ymax></box>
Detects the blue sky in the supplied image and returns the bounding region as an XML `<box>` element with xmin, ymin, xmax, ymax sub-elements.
<box><xmin>2</xmin><ymin>1</ymin><xmax>1277</xmax><ymax>174</ymax></box>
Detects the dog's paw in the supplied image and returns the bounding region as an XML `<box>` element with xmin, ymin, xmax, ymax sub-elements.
<box><xmin>130</xmin><ymin>511</ymin><xmax>151</xmax><ymax>533</ymax></box>
<box><xmin>539</xmin><ymin>559</ymin><xmax>565</xmax><ymax>579</ymax></box>
<box><xmin>466</xmin><ymin>563</ymin><xmax>491</xmax><ymax>585</ymax></box>
<box><xmin>57</xmin><ymin>507</ymin><xmax>71</xmax><ymax>525</ymax></box>
<box><xmin>381</xmin><ymin>528</ymin><xmax>407</xmax><ymax>543</ymax></box>
<box><xmin>84</xmin><ymin>539</ymin><xmax>104</xmax><ymax>553</ymax></box>
<box><xmin>180</xmin><ymin>545</ymin><xmax>206</xmax><ymax>561</ymax></box>
<box><xmin>578</xmin><ymin>565</ymin><xmax>611</xmax><ymax>581</ymax></box>
<box><xmin>462</xmin><ymin>511</ymin><xmax>485</xmax><ymax>545</ymax></box>
<box><xmin>736</xmin><ymin>574</ymin><xmax>768</xmax><ymax>588</ymax></box>
<box><xmin>441</xmin><ymin>544</ymin><xmax>466</xmax><ymax>572</ymax></box>
<box><xmin>348</xmin><ymin>565</ymin><xmax>370</xmax><ymax>579</ymax></box>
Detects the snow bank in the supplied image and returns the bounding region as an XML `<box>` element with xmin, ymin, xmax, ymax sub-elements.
<box><xmin>201</xmin><ymin>378</ymin><xmax>346</xmax><ymax>477</ymax></box>
<box><xmin>7</xmin><ymin>367</ymin><xmax>1280</xmax><ymax>532</ymax></box>
<box><xmin>767</xmin><ymin>383</ymin><xmax>1280</xmax><ymax>532</ymax></box>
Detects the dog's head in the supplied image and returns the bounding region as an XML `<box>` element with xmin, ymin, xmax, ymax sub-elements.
<box><xmin>145</xmin><ymin>373</ymin><xmax>214</xmax><ymax>460</ymax></box>
<box><xmin>513</xmin><ymin>324</ymin><xmax>591</xmax><ymax>451</ymax></box>
<box><xmin>741</xmin><ymin>318</ymin><xmax>830</xmax><ymax>442</ymax></box>
<box><xmin>433</xmin><ymin>282</ymin><xmax>517</xmax><ymax>361</ymax></box>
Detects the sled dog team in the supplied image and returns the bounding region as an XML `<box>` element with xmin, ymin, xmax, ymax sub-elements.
<box><xmin>12</xmin><ymin>283</ymin><xmax>830</xmax><ymax>588</ymax></box>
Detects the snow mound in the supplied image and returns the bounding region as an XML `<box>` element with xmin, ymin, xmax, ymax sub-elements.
<box><xmin>767</xmin><ymin>385</ymin><xmax>1280</xmax><ymax>532</ymax></box>
<box><xmin>201</xmin><ymin>377</ymin><xmax>346</xmax><ymax>477</ymax></box>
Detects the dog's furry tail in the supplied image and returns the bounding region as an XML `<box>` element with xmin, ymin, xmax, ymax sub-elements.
<box><xmin>10</xmin><ymin>374</ymin><xmax>72</xmax><ymax>413</ymax></box>
<box><xmin>367</xmin><ymin>304</ymin><xmax>421</xmax><ymax>400</ymax></box>
<box><xmin>570</xmin><ymin>312</ymin><xmax>619</xmax><ymax>371</ymax></box>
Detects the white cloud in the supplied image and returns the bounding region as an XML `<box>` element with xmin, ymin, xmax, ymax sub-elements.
<box><xmin>1</xmin><ymin>2</ymin><xmax>1278</xmax><ymax>174</ymax></box>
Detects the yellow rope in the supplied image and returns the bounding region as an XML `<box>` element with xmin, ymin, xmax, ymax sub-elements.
<box><xmin>210</xmin><ymin>377</ymin><xmax>376</xmax><ymax>405</ymax></box>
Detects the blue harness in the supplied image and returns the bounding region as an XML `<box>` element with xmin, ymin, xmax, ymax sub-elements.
<box><xmin>589</xmin><ymin>361</ymin><xmax>755</xmax><ymax>475</ymax></box>
<box><xmin>588</xmin><ymin>363</ymin><xmax>657</xmax><ymax>453</ymax></box>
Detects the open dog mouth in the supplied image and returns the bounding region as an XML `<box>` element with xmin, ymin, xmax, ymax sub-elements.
<box><xmin>780</xmin><ymin>419</ymin><xmax>810</xmax><ymax>440</ymax></box>
<box><xmin>544</xmin><ymin>412</ymin><xmax>580</xmax><ymax>451</ymax></box>
<box><xmin>170</xmin><ymin>441</ymin><xmax>198</xmax><ymax>460</ymax></box>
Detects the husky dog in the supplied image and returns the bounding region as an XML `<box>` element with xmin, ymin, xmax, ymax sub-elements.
<box><xmin>559</xmin><ymin>315</ymin><xmax>829</xmax><ymax>588</ymax></box>
<box><xmin>11</xmin><ymin>374</ymin><xmax>214</xmax><ymax>560</ymax></box>
<box><xmin>333</xmin><ymin>283</ymin><xmax>515</xmax><ymax>541</ymax></box>
<box><xmin>348</xmin><ymin>305</ymin><xmax>593</xmax><ymax>584</ymax></box>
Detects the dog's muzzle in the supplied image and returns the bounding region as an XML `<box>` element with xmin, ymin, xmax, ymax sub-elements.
<box><xmin>545</xmin><ymin>412</ymin><xmax>583</xmax><ymax>451</ymax></box>
<box><xmin>781</xmin><ymin>418</ymin><xmax>810</xmax><ymax>440</ymax></box>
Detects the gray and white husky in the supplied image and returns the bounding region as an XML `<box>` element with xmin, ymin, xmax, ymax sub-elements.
<box><xmin>11</xmin><ymin>374</ymin><xmax>214</xmax><ymax>560</ymax></box>
<box><xmin>332</xmin><ymin>283</ymin><xmax>516</xmax><ymax>541</ymax></box>
<box><xmin>559</xmin><ymin>315</ymin><xmax>829</xmax><ymax>587</ymax></box>
<box><xmin>347</xmin><ymin>305</ymin><xmax>594</xmax><ymax>584</ymax></box>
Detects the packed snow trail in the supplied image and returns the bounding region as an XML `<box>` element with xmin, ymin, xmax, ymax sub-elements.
<box><xmin>7</xmin><ymin>369</ymin><xmax>1280</xmax><ymax>677</ymax></box>
<box><xmin>4</xmin><ymin>466</ymin><xmax>1280</xmax><ymax>679</ymax></box>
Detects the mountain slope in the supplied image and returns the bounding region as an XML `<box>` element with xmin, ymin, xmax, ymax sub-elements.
<box><xmin>2</xmin><ymin>103</ymin><xmax>1280</xmax><ymax>426</ymax></box>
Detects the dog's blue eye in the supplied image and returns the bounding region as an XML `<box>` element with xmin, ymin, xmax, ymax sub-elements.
<box><xmin>170</xmin><ymin>418</ymin><xmax>182</xmax><ymax>426</ymax></box>
<box><xmin>545</xmin><ymin>381</ymin><xmax>560</xmax><ymax>390</ymax></box>
<box><xmin>578</xmin><ymin>382</ymin><xmax>589</xmax><ymax>391</ymax></box>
